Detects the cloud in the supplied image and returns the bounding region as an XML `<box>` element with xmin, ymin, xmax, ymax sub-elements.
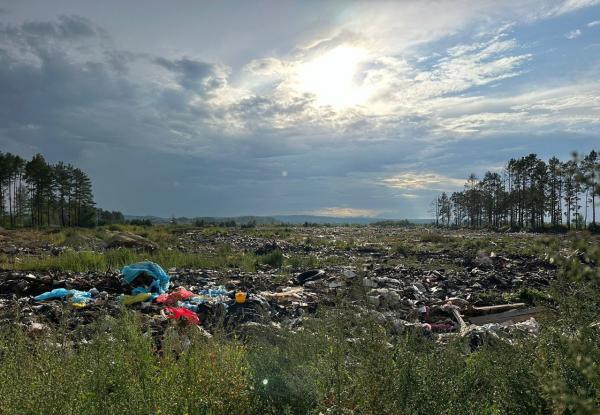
<box><xmin>565</xmin><ymin>29</ymin><xmax>582</xmax><ymax>38</ymax></box>
<box><xmin>21</xmin><ymin>15</ymin><xmax>98</xmax><ymax>39</ymax></box>
<box><xmin>433</xmin><ymin>83</ymin><xmax>600</xmax><ymax>135</ymax></box>
<box><xmin>154</xmin><ymin>57</ymin><xmax>229</xmax><ymax>94</ymax></box>
<box><xmin>588</xmin><ymin>20</ymin><xmax>600</xmax><ymax>26</ymax></box>
<box><xmin>308</xmin><ymin>207</ymin><xmax>383</xmax><ymax>217</ymax></box>
<box><xmin>547</xmin><ymin>0</ymin><xmax>600</xmax><ymax>16</ymax></box>
<box><xmin>244</xmin><ymin>57</ymin><xmax>286</xmax><ymax>75</ymax></box>
<box><xmin>381</xmin><ymin>173</ymin><xmax>465</xmax><ymax>191</ymax></box>
<box><xmin>1</xmin><ymin>8</ymin><xmax>599</xmax><ymax>218</ymax></box>
<box><xmin>0</xmin><ymin>13</ymin><xmax>552</xmax><ymax>157</ymax></box>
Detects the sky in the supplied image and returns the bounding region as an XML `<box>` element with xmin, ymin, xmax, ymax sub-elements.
<box><xmin>0</xmin><ymin>0</ymin><xmax>599</xmax><ymax>218</ymax></box>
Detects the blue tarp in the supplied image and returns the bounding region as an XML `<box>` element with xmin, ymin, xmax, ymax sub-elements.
<box><xmin>121</xmin><ymin>261</ymin><xmax>170</xmax><ymax>295</ymax></box>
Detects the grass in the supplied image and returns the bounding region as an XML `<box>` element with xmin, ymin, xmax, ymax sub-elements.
<box><xmin>1</xmin><ymin>248</ymin><xmax>345</xmax><ymax>273</ymax></box>
<box><xmin>1</xmin><ymin>248</ymin><xmax>259</xmax><ymax>272</ymax></box>
<box><xmin>256</xmin><ymin>250</ymin><xmax>284</xmax><ymax>268</ymax></box>
<box><xmin>0</xmin><ymin>312</ymin><xmax>254</xmax><ymax>414</ymax></box>
<box><xmin>0</xmin><ymin>296</ymin><xmax>597</xmax><ymax>414</ymax></box>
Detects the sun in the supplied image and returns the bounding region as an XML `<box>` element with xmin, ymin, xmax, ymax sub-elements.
<box><xmin>294</xmin><ymin>46</ymin><xmax>372</xmax><ymax>108</ymax></box>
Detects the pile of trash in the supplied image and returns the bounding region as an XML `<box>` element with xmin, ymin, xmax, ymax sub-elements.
<box><xmin>32</xmin><ymin>261</ymin><xmax>247</xmax><ymax>329</ymax></box>
<box><xmin>22</xmin><ymin>258</ymin><xmax>548</xmax><ymax>349</ymax></box>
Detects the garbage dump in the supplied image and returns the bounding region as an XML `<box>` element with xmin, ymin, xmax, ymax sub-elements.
<box><xmin>3</xmin><ymin>226</ymin><xmax>557</xmax><ymax>350</ymax></box>
<box><xmin>20</xmin><ymin>255</ymin><xmax>549</xmax><ymax>353</ymax></box>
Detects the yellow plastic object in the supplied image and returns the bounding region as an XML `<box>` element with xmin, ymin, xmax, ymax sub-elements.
<box><xmin>71</xmin><ymin>302</ymin><xmax>87</xmax><ymax>309</ymax></box>
<box><xmin>121</xmin><ymin>292</ymin><xmax>152</xmax><ymax>305</ymax></box>
<box><xmin>235</xmin><ymin>291</ymin><xmax>247</xmax><ymax>304</ymax></box>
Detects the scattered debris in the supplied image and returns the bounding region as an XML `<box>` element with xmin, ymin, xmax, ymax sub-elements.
<box><xmin>0</xmin><ymin>227</ymin><xmax>560</xmax><ymax>348</ymax></box>
<box><xmin>295</xmin><ymin>269</ymin><xmax>325</xmax><ymax>284</ymax></box>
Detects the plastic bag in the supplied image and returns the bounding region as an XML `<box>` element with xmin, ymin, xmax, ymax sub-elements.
<box><xmin>34</xmin><ymin>288</ymin><xmax>93</xmax><ymax>304</ymax></box>
<box><xmin>34</xmin><ymin>288</ymin><xmax>71</xmax><ymax>301</ymax></box>
<box><xmin>155</xmin><ymin>288</ymin><xmax>194</xmax><ymax>305</ymax></box>
<box><xmin>121</xmin><ymin>292</ymin><xmax>152</xmax><ymax>305</ymax></box>
<box><xmin>121</xmin><ymin>261</ymin><xmax>170</xmax><ymax>294</ymax></box>
<box><xmin>164</xmin><ymin>306</ymin><xmax>200</xmax><ymax>325</ymax></box>
<box><xmin>194</xmin><ymin>285</ymin><xmax>230</xmax><ymax>304</ymax></box>
<box><xmin>197</xmin><ymin>286</ymin><xmax>228</xmax><ymax>298</ymax></box>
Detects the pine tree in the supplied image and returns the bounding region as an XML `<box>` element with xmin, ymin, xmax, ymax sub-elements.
<box><xmin>25</xmin><ymin>154</ymin><xmax>53</xmax><ymax>227</ymax></box>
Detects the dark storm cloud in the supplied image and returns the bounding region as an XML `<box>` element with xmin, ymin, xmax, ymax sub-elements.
<box><xmin>0</xmin><ymin>24</ymin><xmax>134</xmax><ymax>133</ymax></box>
<box><xmin>155</xmin><ymin>57</ymin><xmax>228</xmax><ymax>94</ymax></box>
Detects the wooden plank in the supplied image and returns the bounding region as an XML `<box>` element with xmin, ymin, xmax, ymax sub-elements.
<box><xmin>451</xmin><ymin>308</ymin><xmax>468</xmax><ymax>334</ymax></box>
<box><xmin>467</xmin><ymin>307</ymin><xmax>543</xmax><ymax>325</ymax></box>
<box><xmin>464</xmin><ymin>303</ymin><xmax>526</xmax><ymax>316</ymax></box>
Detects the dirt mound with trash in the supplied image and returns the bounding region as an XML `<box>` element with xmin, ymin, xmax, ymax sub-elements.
<box><xmin>1</xmin><ymin>254</ymin><xmax>555</xmax><ymax>351</ymax></box>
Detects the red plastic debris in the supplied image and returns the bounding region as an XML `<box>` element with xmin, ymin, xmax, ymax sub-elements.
<box><xmin>164</xmin><ymin>306</ymin><xmax>200</xmax><ymax>325</ymax></box>
<box><xmin>156</xmin><ymin>288</ymin><xmax>195</xmax><ymax>305</ymax></box>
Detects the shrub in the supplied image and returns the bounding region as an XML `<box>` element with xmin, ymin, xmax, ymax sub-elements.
<box><xmin>257</xmin><ymin>250</ymin><xmax>284</xmax><ymax>268</ymax></box>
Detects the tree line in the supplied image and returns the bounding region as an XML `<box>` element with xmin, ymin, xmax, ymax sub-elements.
<box><xmin>0</xmin><ymin>152</ymin><xmax>98</xmax><ymax>228</ymax></box>
<box><xmin>433</xmin><ymin>150</ymin><xmax>599</xmax><ymax>231</ymax></box>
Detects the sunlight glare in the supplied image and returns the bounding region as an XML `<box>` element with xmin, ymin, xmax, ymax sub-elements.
<box><xmin>294</xmin><ymin>46</ymin><xmax>372</xmax><ymax>108</ymax></box>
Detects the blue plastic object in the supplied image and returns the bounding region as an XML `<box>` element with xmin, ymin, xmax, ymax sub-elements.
<box><xmin>70</xmin><ymin>290</ymin><xmax>93</xmax><ymax>303</ymax></box>
<box><xmin>34</xmin><ymin>288</ymin><xmax>93</xmax><ymax>304</ymax></box>
<box><xmin>197</xmin><ymin>286</ymin><xmax>228</xmax><ymax>297</ymax></box>
<box><xmin>121</xmin><ymin>261</ymin><xmax>170</xmax><ymax>294</ymax></box>
<box><xmin>34</xmin><ymin>288</ymin><xmax>71</xmax><ymax>301</ymax></box>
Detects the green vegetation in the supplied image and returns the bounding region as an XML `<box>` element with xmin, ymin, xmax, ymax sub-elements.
<box><xmin>0</xmin><ymin>152</ymin><xmax>97</xmax><ymax>228</ymax></box>
<box><xmin>0</xmin><ymin>248</ymin><xmax>260</xmax><ymax>273</ymax></box>
<box><xmin>257</xmin><ymin>250</ymin><xmax>284</xmax><ymax>268</ymax></box>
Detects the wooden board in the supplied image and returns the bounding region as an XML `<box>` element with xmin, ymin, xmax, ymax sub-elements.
<box><xmin>467</xmin><ymin>307</ymin><xmax>543</xmax><ymax>325</ymax></box>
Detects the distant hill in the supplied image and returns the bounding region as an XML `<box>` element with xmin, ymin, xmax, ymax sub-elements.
<box><xmin>124</xmin><ymin>214</ymin><xmax>433</xmax><ymax>225</ymax></box>
<box><xmin>124</xmin><ymin>215</ymin><xmax>278</xmax><ymax>225</ymax></box>
<box><xmin>270</xmin><ymin>215</ymin><xmax>433</xmax><ymax>225</ymax></box>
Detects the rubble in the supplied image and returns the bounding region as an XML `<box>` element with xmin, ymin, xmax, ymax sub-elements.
<box><xmin>295</xmin><ymin>269</ymin><xmax>325</xmax><ymax>284</ymax></box>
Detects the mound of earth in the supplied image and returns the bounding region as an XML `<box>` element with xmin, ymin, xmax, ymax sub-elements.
<box><xmin>105</xmin><ymin>232</ymin><xmax>157</xmax><ymax>251</ymax></box>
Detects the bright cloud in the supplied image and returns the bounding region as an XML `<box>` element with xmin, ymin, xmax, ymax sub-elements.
<box><xmin>547</xmin><ymin>0</ymin><xmax>600</xmax><ymax>16</ymax></box>
<box><xmin>381</xmin><ymin>173</ymin><xmax>465</xmax><ymax>190</ymax></box>
<box><xmin>309</xmin><ymin>207</ymin><xmax>383</xmax><ymax>217</ymax></box>
<box><xmin>565</xmin><ymin>29</ymin><xmax>582</xmax><ymax>38</ymax></box>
